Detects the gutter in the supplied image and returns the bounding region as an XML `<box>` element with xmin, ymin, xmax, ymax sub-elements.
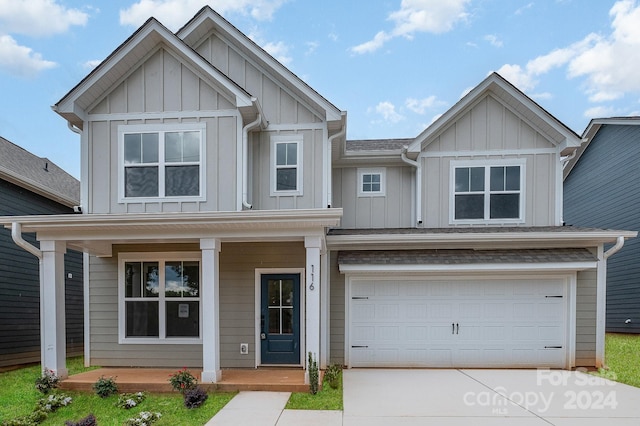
<box><xmin>401</xmin><ymin>147</ymin><xmax>422</xmax><ymax>225</ymax></box>
<box><xmin>604</xmin><ymin>236</ymin><xmax>625</xmax><ymax>259</ymax></box>
<box><xmin>11</xmin><ymin>222</ymin><xmax>42</xmax><ymax>259</ymax></box>
<box><xmin>241</xmin><ymin>106</ymin><xmax>264</xmax><ymax>210</ymax></box>
<box><xmin>327</xmin><ymin>119</ymin><xmax>346</xmax><ymax>207</ymax></box>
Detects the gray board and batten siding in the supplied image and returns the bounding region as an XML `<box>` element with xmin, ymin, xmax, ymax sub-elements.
<box><xmin>0</xmin><ymin>178</ymin><xmax>84</xmax><ymax>369</ymax></box>
<box><xmin>564</xmin><ymin>123</ymin><xmax>640</xmax><ymax>333</ymax></box>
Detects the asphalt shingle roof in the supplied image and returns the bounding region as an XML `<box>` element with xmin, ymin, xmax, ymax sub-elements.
<box><xmin>345</xmin><ymin>138</ymin><xmax>413</xmax><ymax>152</ymax></box>
<box><xmin>0</xmin><ymin>136</ymin><xmax>80</xmax><ymax>206</ymax></box>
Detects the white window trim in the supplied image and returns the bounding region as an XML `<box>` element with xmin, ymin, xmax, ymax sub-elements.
<box><xmin>357</xmin><ymin>167</ymin><xmax>386</xmax><ymax>197</ymax></box>
<box><xmin>270</xmin><ymin>135</ymin><xmax>303</xmax><ymax>197</ymax></box>
<box><xmin>118</xmin><ymin>123</ymin><xmax>206</xmax><ymax>203</ymax></box>
<box><xmin>449</xmin><ymin>158</ymin><xmax>526</xmax><ymax>225</ymax></box>
<box><xmin>118</xmin><ymin>252</ymin><xmax>202</xmax><ymax>344</ymax></box>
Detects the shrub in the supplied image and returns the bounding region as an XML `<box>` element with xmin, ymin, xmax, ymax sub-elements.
<box><xmin>93</xmin><ymin>375</ymin><xmax>118</xmax><ymax>398</ymax></box>
<box><xmin>324</xmin><ymin>363</ymin><xmax>342</xmax><ymax>389</ymax></box>
<box><xmin>123</xmin><ymin>411</ymin><xmax>162</xmax><ymax>426</ymax></box>
<box><xmin>116</xmin><ymin>392</ymin><xmax>146</xmax><ymax>409</ymax></box>
<box><xmin>1</xmin><ymin>409</ymin><xmax>47</xmax><ymax>426</ymax></box>
<box><xmin>37</xmin><ymin>393</ymin><xmax>73</xmax><ymax>413</ymax></box>
<box><xmin>168</xmin><ymin>367</ymin><xmax>196</xmax><ymax>393</ymax></box>
<box><xmin>183</xmin><ymin>386</ymin><xmax>208</xmax><ymax>409</ymax></box>
<box><xmin>34</xmin><ymin>369</ymin><xmax>60</xmax><ymax>394</ymax></box>
<box><xmin>64</xmin><ymin>414</ymin><xmax>97</xmax><ymax>426</ymax></box>
<box><xmin>308</xmin><ymin>352</ymin><xmax>319</xmax><ymax>395</ymax></box>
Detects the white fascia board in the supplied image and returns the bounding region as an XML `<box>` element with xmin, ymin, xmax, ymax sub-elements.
<box><xmin>339</xmin><ymin>261</ymin><xmax>597</xmax><ymax>274</ymax></box>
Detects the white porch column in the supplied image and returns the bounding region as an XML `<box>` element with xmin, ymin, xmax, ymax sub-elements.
<box><xmin>40</xmin><ymin>240</ymin><xmax>68</xmax><ymax>378</ymax></box>
<box><xmin>595</xmin><ymin>245</ymin><xmax>607</xmax><ymax>368</ymax></box>
<box><xmin>305</xmin><ymin>236</ymin><xmax>322</xmax><ymax>381</ymax></box>
<box><xmin>200</xmin><ymin>238</ymin><xmax>221</xmax><ymax>382</ymax></box>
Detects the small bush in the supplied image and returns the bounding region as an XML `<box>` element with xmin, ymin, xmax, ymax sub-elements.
<box><xmin>37</xmin><ymin>393</ymin><xmax>73</xmax><ymax>413</ymax></box>
<box><xmin>324</xmin><ymin>364</ymin><xmax>342</xmax><ymax>389</ymax></box>
<box><xmin>116</xmin><ymin>392</ymin><xmax>146</xmax><ymax>409</ymax></box>
<box><xmin>65</xmin><ymin>414</ymin><xmax>97</xmax><ymax>426</ymax></box>
<box><xmin>2</xmin><ymin>409</ymin><xmax>47</xmax><ymax>426</ymax></box>
<box><xmin>93</xmin><ymin>375</ymin><xmax>118</xmax><ymax>398</ymax></box>
<box><xmin>34</xmin><ymin>369</ymin><xmax>60</xmax><ymax>394</ymax></box>
<box><xmin>308</xmin><ymin>352</ymin><xmax>319</xmax><ymax>395</ymax></box>
<box><xmin>123</xmin><ymin>411</ymin><xmax>162</xmax><ymax>426</ymax></box>
<box><xmin>183</xmin><ymin>386</ymin><xmax>208</xmax><ymax>409</ymax></box>
<box><xmin>168</xmin><ymin>367</ymin><xmax>197</xmax><ymax>394</ymax></box>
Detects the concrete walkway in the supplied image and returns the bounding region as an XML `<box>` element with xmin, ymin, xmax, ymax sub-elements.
<box><xmin>205</xmin><ymin>391</ymin><xmax>342</xmax><ymax>426</ymax></box>
<box><xmin>206</xmin><ymin>369</ymin><xmax>640</xmax><ymax>425</ymax></box>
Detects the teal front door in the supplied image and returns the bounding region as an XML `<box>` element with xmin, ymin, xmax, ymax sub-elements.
<box><xmin>260</xmin><ymin>274</ymin><xmax>300</xmax><ymax>364</ymax></box>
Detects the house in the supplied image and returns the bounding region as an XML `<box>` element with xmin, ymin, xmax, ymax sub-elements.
<box><xmin>0</xmin><ymin>137</ymin><xmax>83</xmax><ymax>369</ymax></box>
<box><xmin>563</xmin><ymin>117</ymin><xmax>640</xmax><ymax>333</ymax></box>
<box><xmin>0</xmin><ymin>7</ymin><xmax>634</xmax><ymax>381</ymax></box>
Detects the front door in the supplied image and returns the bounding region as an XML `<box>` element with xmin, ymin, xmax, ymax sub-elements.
<box><xmin>260</xmin><ymin>274</ymin><xmax>300</xmax><ymax>364</ymax></box>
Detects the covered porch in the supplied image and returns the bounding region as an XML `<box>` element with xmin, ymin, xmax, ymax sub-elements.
<box><xmin>60</xmin><ymin>367</ymin><xmax>313</xmax><ymax>393</ymax></box>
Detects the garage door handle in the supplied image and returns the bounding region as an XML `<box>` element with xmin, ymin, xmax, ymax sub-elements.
<box><xmin>351</xmin><ymin>345</ymin><xmax>369</xmax><ymax>348</ymax></box>
<box><xmin>352</xmin><ymin>297</ymin><xmax>369</xmax><ymax>300</ymax></box>
<box><xmin>456</xmin><ymin>323</ymin><xmax>459</xmax><ymax>335</ymax></box>
<box><xmin>544</xmin><ymin>346</ymin><xmax>562</xmax><ymax>349</ymax></box>
<box><xmin>545</xmin><ymin>295</ymin><xmax>563</xmax><ymax>298</ymax></box>
<box><xmin>452</xmin><ymin>323</ymin><xmax>459</xmax><ymax>334</ymax></box>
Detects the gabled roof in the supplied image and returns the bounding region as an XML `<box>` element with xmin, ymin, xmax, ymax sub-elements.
<box><xmin>563</xmin><ymin>116</ymin><xmax>640</xmax><ymax>180</ymax></box>
<box><xmin>0</xmin><ymin>137</ymin><xmax>79</xmax><ymax>207</ymax></box>
<box><xmin>407</xmin><ymin>72</ymin><xmax>581</xmax><ymax>156</ymax></box>
<box><xmin>53</xmin><ymin>17</ymin><xmax>255</xmax><ymax>129</ymax></box>
<box><xmin>177</xmin><ymin>6</ymin><xmax>343</xmax><ymax>128</ymax></box>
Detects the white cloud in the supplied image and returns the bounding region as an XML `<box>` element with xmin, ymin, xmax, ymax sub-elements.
<box><xmin>583</xmin><ymin>105</ymin><xmax>617</xmax><ymax>118</ymax></box>
<box><xmin>83</xmin><ymin>59</ymin><xmax>103</xmax><ymax>69</ymax></box>
<box><xmin>514</xmin><ymin>2</ymin><xmax>534</xmax><ymax>15</ymax></box>
<box><xmin>305</xmin><ymin>41</ymin><xmax>319</xmax><ymax>55</ymax></box>
<box><xmin>497</xmin><ymin>0</ymin><xmax>640</xmax><ymax>107</ymax></box>
<box><xmin>0</xmin><ymin>0</ymin><xmax>88</xmax><ymax>37</ymax></box>
<box><xmin>405</xmin><ymin>96</ymin><xmax>446</xmax><ymax>114</ymax></box>
<box><xmin>351</xmin><ymin>0</ymin><xmax>471</xmax><ymax>54</ymax></box>
<box><xmin>375</xmin><ymin>101</ymin><xmax>405</xmax><ymax>123</ymax></box>
<box><xmin>484</xmin><ymin>34</ymin><xmax>503</xmax><ymax>47</ymax></box>
<box><xmin>0</xmin><ymin>35</ymin><xmax>56</xmax><ymax>77</ymax></box>
<box><xmin>261</xmin><ymin>40</ymin><xmax>292</xmax><ymax>65</ymax></box>
<box><xmin>120</xmin><ymin>0</ymin><xmax>287</xmax><ymax>30</ymax></box>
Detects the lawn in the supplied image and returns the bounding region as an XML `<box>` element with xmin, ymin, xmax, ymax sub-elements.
<box><xmin>0</xmin><ymin>357</ymin><xmax>343</xmax><ymax>425</ymax></box>
<box><xmin>597</xmin><ymin>333</ymin><xmax>640</xmax><ymax>388</ymax></box>
<box><xmin>0</xmin><ymin>358</ymin><xmax>236</xmax><ymax>425</ymax></box>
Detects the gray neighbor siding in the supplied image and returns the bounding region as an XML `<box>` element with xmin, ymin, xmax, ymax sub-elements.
<box><xmin>0</xmin><ymin>179</ymin><xmax>83</xmax><ymax>369</ymax></box>
<box><xmin>564</xmin><ymin>124</ymin><xmax>640</xmax><ymax>333</ymax></box>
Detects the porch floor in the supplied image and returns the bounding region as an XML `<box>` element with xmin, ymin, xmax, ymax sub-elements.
<box><xmin>61</xmin><ymin>367</ymin><xmax>312</xmax><ymax>393</ymax></box>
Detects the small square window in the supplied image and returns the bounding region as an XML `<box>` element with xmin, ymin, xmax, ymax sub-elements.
<box><xmin>358</xmin><ymin>168</ymin><xmax>385</xmax><ymax>196</ymax></box>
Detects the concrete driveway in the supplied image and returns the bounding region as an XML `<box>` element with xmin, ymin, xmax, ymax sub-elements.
<box><xmin>343</xmin><ymin>369</ymin><xmax>640</xmax><ymax>425</ymax></box>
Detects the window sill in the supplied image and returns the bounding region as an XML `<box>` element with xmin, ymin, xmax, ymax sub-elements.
<box><xmin>119</xmin><ymin>338</ymin><xmax>202</xmax><ymax>345</ymax></box>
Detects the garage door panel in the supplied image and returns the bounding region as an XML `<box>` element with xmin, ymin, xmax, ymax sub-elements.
<box><xmin>348</xmin><ymin>278</ymin><xmax>567</xmax><ymax>368</ymax></box>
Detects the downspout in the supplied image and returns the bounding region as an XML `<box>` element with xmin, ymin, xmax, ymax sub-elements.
<box><xmin>242</xmin><ymin>113</ymin><xmax>263</xmax><ymax>210</ymax></box>
<box><xmin>67</xmin><ymin>122</ymin><xmax>81</xmax><ymax>135</ymax></box>
<box><xmin>604</xmin><ymin>236</ymin><xmax>625</xmax><ymax>259</ymax></box>
<box><xmin>401</xmin><ymin>148</ymin><xmax>422</xmax><ymax>225</ymax></box>
<box><xmin>327</xmin><ymin>124</ymin><xmax>346</xmax><ymax>208</ymax></box>
<box><xmin>11</xmin><ymin>222</ymin><xmax>42</xmax><ymax>259</ymax></box>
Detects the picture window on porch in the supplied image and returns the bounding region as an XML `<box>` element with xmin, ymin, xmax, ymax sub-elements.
<box><xmin>119</xmin><ymin>123</ymin><xmax>205</xmax><ymax>202</ymax></box>
<box><xmin>451</xmin><ymin>159</ymin><xmax>525</xmax><ymax>223</ymax></box>
<box><xmin>119</xmin><ymin>253</ymin><xmax>201</xmax><ymax>344</ymax></box>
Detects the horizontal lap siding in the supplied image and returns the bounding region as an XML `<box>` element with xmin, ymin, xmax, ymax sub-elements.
<box><xmin>564</xmin><ymin>125</ymin><xmax>640</xmax><ymax>333</ymax></box>
<box><xmin>575</xmin><ymin>269</ymin><xmax>597</xmax><ymax>366</ymax></box>
<box><xmin>219</xmin><ymin>242</ymin><xmax>305</xmax><ymax>368</ymax></box>
<box><xmin>0</xmin><ymin>179</ymin><xmax>84</xmax><ymax>368</ymax></box>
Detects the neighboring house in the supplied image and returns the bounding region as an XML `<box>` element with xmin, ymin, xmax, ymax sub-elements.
<box><xmin>0</xmin><ymin>7</ymin><xmax>634</xmax><ymax>380</ymax></box>
<box><xmin>0</xmin><ymin>137</ymin><xmax>83</xmax><ymax>369</ymax></box>
<box><xmin>563</xmin><ymin>117</ymin><xmax>640</xmax><ymax>333</ymax></box>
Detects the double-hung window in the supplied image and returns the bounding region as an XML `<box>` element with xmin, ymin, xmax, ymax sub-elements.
<box><xmin>120</xmin><ymin>124</ymin><xmax>205</xmax><ymax>201</ymax></box>
<box><xmin>119</xmin><ymin>253</ymin><xmax>201</xmax><ymax>343</ymax></box>
<box><xmin>451</xmin><ymin>160</ymin><xmax>525</xmax><ymax>223</ymax></box>
<box><xmin>358</xmin><ymin>168</ymin><xmax>385</xmax><ymax>196</ymax></box>
<box><xmin>271</xmin><ymin>135</ymin><xmax>303</xmax><ymax>195</ymax></box>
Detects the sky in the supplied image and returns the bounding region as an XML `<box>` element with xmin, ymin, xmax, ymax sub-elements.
<box><xmin>1</xmin><ymin>0</ymin><xmax>640</xmax><ymax>179</ymax></box>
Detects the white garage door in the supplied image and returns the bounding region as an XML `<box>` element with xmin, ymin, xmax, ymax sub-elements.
<box><xmin>348</xmin><ymin>278</ymin><xmax>567</xmax><ymax>368</ymax></box>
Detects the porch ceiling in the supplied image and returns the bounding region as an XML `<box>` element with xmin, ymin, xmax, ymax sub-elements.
<box><xmin>0</xmin><ymin>209</ymin><xmax>343</xmax><ymax>256</ymax></box>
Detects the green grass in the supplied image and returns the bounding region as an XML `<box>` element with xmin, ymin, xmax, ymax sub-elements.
<box><xmin>597</xmin><ymin>333</ymin><xmax>640</xmax><ymax>388</ymax></box>
<box><xmin>285</xmin><ymin>370</ymin><xmax>343</xmax><ymax>411</ymax></box>
<box><xmin>0</xmin><ymin>358</ymin><xmax>236</xmax><ymax>425</ymax></box>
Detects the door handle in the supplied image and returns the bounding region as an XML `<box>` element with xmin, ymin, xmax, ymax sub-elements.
<box><xmin>452</xmin><ymin>323</ymin><xmax>455</xmax><ymax>334</ymax></box>
<box><xmin>456</xmin><ymin>323</ymin><xmax>459</xmax><ymax>335</ymax></box>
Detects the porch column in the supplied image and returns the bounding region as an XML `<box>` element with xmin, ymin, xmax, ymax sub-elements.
<box><xmin>40</xmin><ymin>240</ymin><xmax>68</xmax><ymax>378</ymax></box>
<box><xmin>305</xmin><ymin>236</ymin><xmax>322</xmax><ymax>381</ymax></box>
<box><xmin>200</xmin><ymin>238</ymin><xmax>221</xmax><ymax>382</ymax></box>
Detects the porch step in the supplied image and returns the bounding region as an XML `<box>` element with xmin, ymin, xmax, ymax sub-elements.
<box><xmin>60</xmin><ymin>367</ymin><xmax>316</xmax><ymax>394</ymax></box>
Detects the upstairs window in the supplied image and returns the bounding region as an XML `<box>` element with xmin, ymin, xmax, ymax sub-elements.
<box><xmin>119</xmin><ymin>124</ymin><xmax>205</xmax><ymax>201</ymax></box>
<box><xmin>451</xmin><ymin>160</ymin><xmax>524</xmax><ymax>223</ymax></box>
<box><xmin>358</xmin><ymin>168</ymin><xmax>386</xmax><ymax>196</ymax></box>
<box><xmin>271</xmin><ymin>135</ymin><xmax>303</xmax><ymax>196</ymax></box>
